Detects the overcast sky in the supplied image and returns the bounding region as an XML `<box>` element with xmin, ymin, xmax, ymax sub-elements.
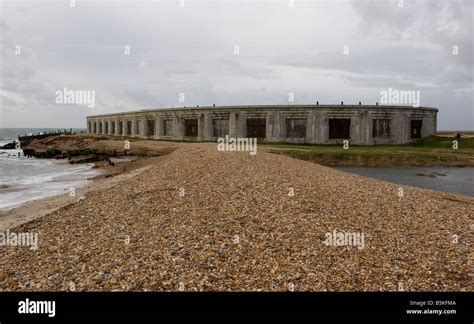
<box><xmin>0</xmin><ymin>0</ymin><xmax>472</xmax><ymax>130</ymax></box>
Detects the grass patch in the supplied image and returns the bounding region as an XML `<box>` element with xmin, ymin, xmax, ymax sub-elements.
<box><xmin>262</xmin><ymin>136</ymin><xmax>474</xmax><ymax>167</ymax></box>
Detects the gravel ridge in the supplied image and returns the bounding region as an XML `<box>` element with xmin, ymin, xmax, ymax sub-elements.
<box><xmin>0</xmin><ymin>143</ymin><xmax>471</xmax><ymax>291</ymax></box>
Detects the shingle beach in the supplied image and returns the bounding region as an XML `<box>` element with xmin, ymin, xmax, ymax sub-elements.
<box><xmin>0</xmin><ymin>142</ymin><xmax>471</xmax><ymax>291</ymax></box>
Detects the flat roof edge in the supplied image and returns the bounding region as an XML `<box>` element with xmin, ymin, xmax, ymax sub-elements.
<box><xmin>87</xmin><ymin>105</ymin><xmax>439</xmax><ymax>118</ymax></box>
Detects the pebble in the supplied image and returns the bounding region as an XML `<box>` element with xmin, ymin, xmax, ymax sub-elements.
<box><xmin>0</xmin><ymin>143</ymin><xmax>471</xmax><ymax>291</ymax></box>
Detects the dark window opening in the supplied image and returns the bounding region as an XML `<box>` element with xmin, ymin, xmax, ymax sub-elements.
<box><xmin>286</xmin><ymin>119</ymin><xmax>306</xmax><ymax>138</ymax></box>
<box><xmin>118</xmin><ymin>121</ymin><xmax>123</xmax><ymax>135</ymax></box>
<box><xmin>163</xmin><ymin>120</ymin><xmax>173</xmax><ymax>136</ymax></box>
<box><xmin>411</xmin><ymin>120</ymin><xmax>422</xmax><ymax>139</ymax></box>
<box><xmin>247</xmin><ymin>118</ymin><xmax>266</xmax><ymax>138</ymax></box>
<box><xmin>147</xmin><ymin>120</ymin><xmax>155</xmax><ymax>136</ymax></box>
<box><xmin>329</xmin><ymin>119</ymin><xmax>350</xmax><ymax>139</ymax></box>
<box><xmin>184</xmin><ymin>119</ymin><xmax>198</xmax><ymax>137</ymax></box>
<box><xmin>213</xmin><ymin>119</ymin><xmax>229</xmax><ymax>137</ymax></box>
<box><xmin>104</xmin><ymin>122</ymin><xmax>109</xmax><ymax>134</ymax></box>
<box><xmin>111</xmin><ymin>122</ymin><xmax>115</xmax><ymax>134</ymax></box>
<box><xmin>126</xmin><ymin>121</ymin><xmax>132</xmax><ymax>135</ymax></box>
<box><xmin>135</xmin><ymin>120</ymin><xmax>141</xmax><ymax>135</ymax></box>
<box><xmin>372</xmin><ymin>119</ymin><xmax>391</xmax><ymax>138</ymax></box>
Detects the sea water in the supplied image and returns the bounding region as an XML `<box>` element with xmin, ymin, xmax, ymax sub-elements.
<box><xmin>336</xmin><ymin>167</ymin><xmax>474</xmax><ymax>196</ymax></box>
<box><xmin>0</xmin><ymin>128</ymin><xmax>100</xmax><ymax>211</ymax></box>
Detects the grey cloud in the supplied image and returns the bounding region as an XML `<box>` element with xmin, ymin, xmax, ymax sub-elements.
<box><xmin>0</xmin><ymin>0</ymin><xmax>472</xmax><ymax>130</ymax></box>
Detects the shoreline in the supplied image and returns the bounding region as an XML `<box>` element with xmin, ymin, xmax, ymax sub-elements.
<box><xmin>0</xmin><ymin>160</ymin><xmax>102</xmax><ymax>212</ymax></box>
<box><xmin>0</xmin><ymin>134</ymin><xmax>179</xmax><ymax>230</ymax></box>
<box><xmin>2</xmin><ymin>134</ymin><xmax>472</xmax><ymax>232</ymax></box>
<box><xmin>0</xmin><ymin>155</ymin><xmax>162</xmax><ymax>231</ymax></box>
<box><xmin>3</xmin><ymin>155</ymin><xmax>472</xmax><ymax>233</ymax></box>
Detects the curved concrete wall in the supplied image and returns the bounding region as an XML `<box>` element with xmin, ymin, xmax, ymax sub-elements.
<box><xmin>86</xmin><ymin>105</ymin><xmax>438</xmax><ymax>145</ymax></box>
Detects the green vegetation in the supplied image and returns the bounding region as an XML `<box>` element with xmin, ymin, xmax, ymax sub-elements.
<box><xmin>262</xmin><ymin>136</ymin><xmax>474</xmax><ymax>167</ymax></box>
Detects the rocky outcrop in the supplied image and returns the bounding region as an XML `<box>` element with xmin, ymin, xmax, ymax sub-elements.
<box><xmin>21</xmin><ymin>135</ymin><xmax>176</xmax><ymax>164</ymax></box>
<box><xmin>0</xmin><ymin>142</ymin><xmax>17</xmax><ymax>149</ymax></box>
<box><xmin>22</xmin><ymin>148</ymin><xmax>64</xmax><ymax>159</ymax></box>
<box><xmin>22</xmin><ymin>147</ymin><xmax>112</xmax><ymax>163</ymax></box>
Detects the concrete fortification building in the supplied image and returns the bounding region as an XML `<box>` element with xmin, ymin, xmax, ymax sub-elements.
<box><xmin>86</xmin><ymin>104</ymin><xmax>438</xmax><ymax>145</ymax></box>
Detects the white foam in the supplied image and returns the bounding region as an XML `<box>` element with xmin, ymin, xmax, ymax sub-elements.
<box><xmin>0</xmin><ymin>159</ymin><xmax>101</xmax><ymax>211</ymax></box>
